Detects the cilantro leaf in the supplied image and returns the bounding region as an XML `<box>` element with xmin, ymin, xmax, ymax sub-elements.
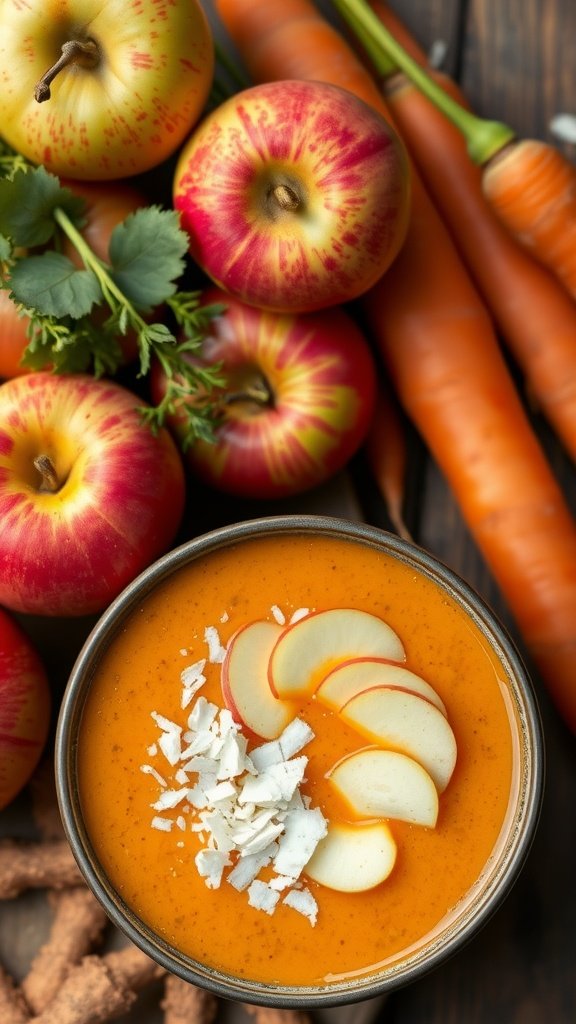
<box><xmin>108</xmin><ymin>206</ymin><xmax>188</xmax><ymax>311</ymax></box>
<box><xmin>0</xmin><ymin>234</ymin><xmax>12</xmax><ymax>262</ymax></box>
<box><xmin>9</xmin><ymin>253</ymin><xmax>103</xmax><ymax>318</ymax></box>
<box><xmin>0</xmin><ymin>166</ymin><xmax>86</xmax><ymax>247</ymax></box>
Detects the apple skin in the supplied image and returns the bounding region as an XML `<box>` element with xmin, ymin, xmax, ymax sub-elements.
<box><xmin>150</xmin><ymin>287</ymin><xmax>378</xmax><ymax>499</ymax></box>
<box><xmin>0</xmin><ymin>372</ymin><xmax>186</xmax><ymax>616</ymax></box>
<box><xmin>173</xmin><ymin>78</ymin><xmax>410</xmax><ymax>312</ymax></box>
<box><xmin>0</xmin><ymin>0</ymin><xmax>214</xmax><ymax>180</ymax></box>
<box><xmin>0</xmin><ymin>608</ymin><xmax>51</xmax><ymax>811</ymax></box>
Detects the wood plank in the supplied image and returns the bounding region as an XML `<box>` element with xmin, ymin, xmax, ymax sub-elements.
<box><xmin>460</xmin><ymin>0</ymin><xmax>576</xmax><ymax>152</ymax></box>
<box><xmin>385</xmin><ymin>0</ymin><xmax>576</xmax><ymax>1019</ymax></box>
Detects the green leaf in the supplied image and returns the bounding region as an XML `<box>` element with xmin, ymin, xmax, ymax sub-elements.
<box><xmin>108</xmin><ymin>206</ymin><xmax>188</xmax><ymax>311</ymax></box>
<box><xmin>9</xmin><ymin>253</ymin><xmax>103</xmax><ymax>318</ymax></box>
<box><xmin>0</xmin><ymin>234</ymin><xmax>12</xmax><ymax>262</ymax></box>
<box><xmin>0</xmin><ymin>166</ymin><xmax>85</xmax><ymax>248</ymax></box>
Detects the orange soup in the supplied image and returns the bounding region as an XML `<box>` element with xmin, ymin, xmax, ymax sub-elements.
<box><xmin>77</xmin><ymin>529</ymin><xmax>521</xmax><ymax>989</ymax></box>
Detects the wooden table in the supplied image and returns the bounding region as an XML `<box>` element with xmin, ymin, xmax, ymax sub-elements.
<box><xmin>2</xmin><ymin>1</ymin><xmax>575</xmax><ymax>1021</ymax></box>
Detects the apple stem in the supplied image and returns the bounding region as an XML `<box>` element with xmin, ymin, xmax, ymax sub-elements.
<box><xmin>271</xmin><ymin>184</ymin><xmax>301</xmax><ymax>213</ymax></box>
<box><xmin>33</xmin><ymin>454</ymin><xmax>61</xmax><ymax>493</ymax></box>
<box><xmin>34</xmin><ymin>39</ymin><xmax>100</xmax><ymax>104</ymax></box>
<box><xmin>222</xmin><ymin>380</ymin><xmax>273</xmax><ymax>408</ymax></box>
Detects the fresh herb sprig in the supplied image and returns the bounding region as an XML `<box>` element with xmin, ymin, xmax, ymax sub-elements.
<box><xmin>0</xmin><ymin>146</ymin><xmax>225</xmax><ymax>444</ymax></box>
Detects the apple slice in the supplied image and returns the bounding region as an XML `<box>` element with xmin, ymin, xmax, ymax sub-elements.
<box><xmin>316</xmin><ymin>658</ymin><xmax>447</xmax><ymax>715</ymax></box>
<box><xmin>304</xmin><ymin>820</ymin><xmax>397</xmax><ymax>892</ymax></box>
<box><xmin>340</xmin><ymin>688</ymin><xmax>457</xmax><ymax>793</ymax></box>
<box><xmin>269</xmin><ymin>608</ymin><xmax>405</xmax><ymax>699</ymax></box>
<box><xmin>222</xmin><ymin>620</ymin><xmax>296</xmax><ymax>740</ymax></box>
<box><xmin>328</xmin><ymin>748</ymin><xmax>439</xmax><ymax>827</ymax></box>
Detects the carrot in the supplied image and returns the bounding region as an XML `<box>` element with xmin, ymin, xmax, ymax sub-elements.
<box><xmin>343</xmin><ymin>0</ymin><xmax>576</xmax><ymax>465</ymax></box>
<box><xmin>364</xmin><ymin>382</ymin><xmax>413</xmax><ymax>541</ymax></box>
<box><xmin>362</xmin><ymin>195</ymin><xmax>576</xmax><ymax>734</ymax></box>
<box><xmin>332</xmin><ymin>0</ymin><xmax>576</xmax><ymax>301</ymax></box>
<box><xmin>215</xmin><ymin>0</ymin><xmax>576</xmax><ymax>732</ymax></box>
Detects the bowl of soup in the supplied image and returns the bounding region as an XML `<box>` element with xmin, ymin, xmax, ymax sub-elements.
<box><xmin>55</xmin><ymin>515</ymin><xmax>544</xmax><ymax>1007</ymax></box>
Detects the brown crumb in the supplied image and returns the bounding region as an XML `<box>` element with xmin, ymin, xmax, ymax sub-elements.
<box><xmin>103</xmin><ymin>944</ymin><xmax>166</xmax><ymax>991</ymax></box>
<box><xmin>242</xmin><ymin>1005</ymin><xmax>313</xmax><ymax>1024</ymax></box>
<box><xmin>0</xmin><ymin>964</ymin><xmax>30</xmax><ymax>1024</ymax></box>
<box><xmin>0</xmin><ymin>839</ymin><xmax>83</xmax><ymax>898</ymax></box>
<box><xmin>162</xmin><ymin>973</ymin><xmax>219</xmax><ymax>1024</ymax></box>
<box><xmin>29</xmin><ymin>954</ymin><xmax>137</xmax><ymax>1024</ymax></box>
<box><xmin>22</xmin><ymin>887</ymin><xmax>109</xmax><ymax>1013</ymax></box>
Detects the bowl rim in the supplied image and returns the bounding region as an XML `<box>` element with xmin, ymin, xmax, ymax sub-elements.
<box><xmin>55</xmin><ymin>513</ymin><xmax>545</xmax><ymax>1008</ymax></box>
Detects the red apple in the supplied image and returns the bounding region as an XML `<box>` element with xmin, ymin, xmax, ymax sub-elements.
<box><xmin>150</xmin><ymin>288</ymin><xmax>378</xmax><ymax>499</ymax></box>
<box><xmin>173</xmin><ymin>78</ymin><xmax>410</xmax><ymax>312</ymax></box>
<box><xmin>0</xmin><ymin>608</ymin><xmax>51</xmax><ymax>811</ymax></box>
<box><xmin>0</xmin><ymin>372</ymin><xmax>186</xmax><ymax>617</ymax></box>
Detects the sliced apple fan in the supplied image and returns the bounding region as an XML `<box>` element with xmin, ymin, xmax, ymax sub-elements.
<box><xmin>142</xmin><ymin>619</ymin><xmax>326</xmax><ymax>925</ymax></box>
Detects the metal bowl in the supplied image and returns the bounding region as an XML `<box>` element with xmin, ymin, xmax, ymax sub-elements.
<box><xmin>55</xmin><ymin>514</ymin><xmax>544</xmax><ymax>1008</ymax></box>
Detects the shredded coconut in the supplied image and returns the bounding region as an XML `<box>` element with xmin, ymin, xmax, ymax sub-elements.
<box><xmin>143</xmin><ymin>667</ymin><xmax>326</xmax><ymax>925</ymax></box>
<box><xmin>270</xmin><ymin>604</ymin><xmax>286</xmax><ymax>624</ymax></box>
<box><xmin>289</xmin><ymin>607</ymin><xmax>311</xmax><ymax>623</ymax></box>
<box><xmin>204</xmin><ymin>625</ymin><xmax>227</xmax><ymax>663</ymax></box>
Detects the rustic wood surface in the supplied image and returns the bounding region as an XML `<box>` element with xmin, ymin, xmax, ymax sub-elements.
<box><xmin>2</xmin><ymin>0</ymin><xmax>576</xmax><ymax>1021</ymax></box>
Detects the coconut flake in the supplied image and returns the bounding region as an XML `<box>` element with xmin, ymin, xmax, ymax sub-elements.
<box><xmin>270</xmin><ymin>604</ymin><xmax>286</xmax><ymax>624</ymax></box>
<box><xmin>247</xmin><ymin>880</ymin><xmax>281</xmax><ymax>915</ymax></box>
<box><xmin>187</xmin><ymin>696</ymin><xmax>219</xmax><ymax>733</ymax></box>
<box><xmin>249</xmin><ymin>739</ymin><xmax>284</xmax><ymax>772</ymax></box>
<box><xmin>204</xmin><ymin>625</ymin><xmax>227</xmax><ymax>664</ymax></box>
<box><xmin>140</xmin><ymin>764</ymin><xmax>167</xmax><ymax>787</ymax></box>
<box><xmin>195</xmin><ymin>848</ymin><xmax>230</xmax><ymax>889</ymax></box>
<box><xmin>151</xmin><ymin>787</ymin><xmax>190</xmax><ymax>811</ymax></box>
<box><xmin>274</xmin><ymin>807</ymin><xmax>328</xmax><ymax>878</ymax></box>
<box><xmin>289</xmin><ymin>607</ymin><xmax>310</xmax><ymax>623</ymax></box>
<box><xmin>278</xmin><ymin>718</ymin><xmax>315</xmax><ymax>759</ymax></box>
<box><xmin>181</xmin><ymin>658</ymin><xmax>207</xmax><ymax>690</ymax></box>
<box><xmin>227</xmin><ymin>844</ymin><xmax>278</xmax><ymax>891</ymax></box>
<box><xmin>265</xmin><ymin>757</ymin><xmax>308</xmax><ymax>802</ymax></box>
<box><xmin>145</xmin><ymin>651</ymin><xmax>327</xmax><ymax>924</ymax></box>
<box><xmin>151</xmin><ymin>816</ymin><xmax>173</xmax><ymax>832</ymax></box>
<box><xmin>283</xmin><ymin>887</ymin><xmax>319</xmax><ymax>926</ymax></box>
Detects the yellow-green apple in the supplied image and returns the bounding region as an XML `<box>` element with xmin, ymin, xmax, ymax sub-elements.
<box><xmin>316</xmin><ymin>658</ymin><xmax>447</xmax><ymax>715</ymax></box>
<box><xmin>268</xmin><ymin>608</ymin><xmax>406</xmax><ymax>699</ymax></box>
<box><xmin>328</xmin><ymin>748</ymin><xmax>439</xmax><ymax>828</ymax></box>
<box><xmin>304</xmin><ymin>820</ymin><xmax>397</xmax><ymax>892</ymax></box>
<box><xmin>0</xmin><ymin>608</ymin><xmax>51</xmax><ymax>811</ymax></box>
<box><xmin>221</xmin><ymin>620</ymin><xmax>296</xmax><ymax>740</ymax></box>
<box><xmin>0</xmin><ymin>372</ymin><xmax>186</xmax><ymax>616</ymax></box>
<box><xmin>150</xmin><ymin>287</ymin><xmax>378</xmax><ymax>499</ymax></box>
<box><xmin>173</xmin><ymin>78</ymin><xmax>410</xmax><ymax>312</ymax></box>
<box><xmin>339</xmin><ymin>688</ymin><xmax>458</xmax><ymax>793</ymax></box>
<box><xmin>0</xmin><ymin>0</ymin><xmax>214</xmax><ymax>180</ymax></box>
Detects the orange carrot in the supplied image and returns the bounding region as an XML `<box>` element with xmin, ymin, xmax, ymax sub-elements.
<box><xmin>344</xmin><ymin>1</ymin><xmax>576</xmax><ymax>464</ymax></box>
<box><xmin>363</xmin><ymin>200</ymin><xmax>576</xmax><ymax>735</ymax></box>
<box><xmin>364</xmin><ymin>382</ymin><xmax>412</xmax><ymax>541</ymax></box>
<box><xmin>215</xmin><ymin>0</ymin><xmax>576</xmax><ymax>732</ymax></box>
<box><xmin>333</xmin><ymin>0</ymin><xmax>576</xmax><ymax>301</ymax></box>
